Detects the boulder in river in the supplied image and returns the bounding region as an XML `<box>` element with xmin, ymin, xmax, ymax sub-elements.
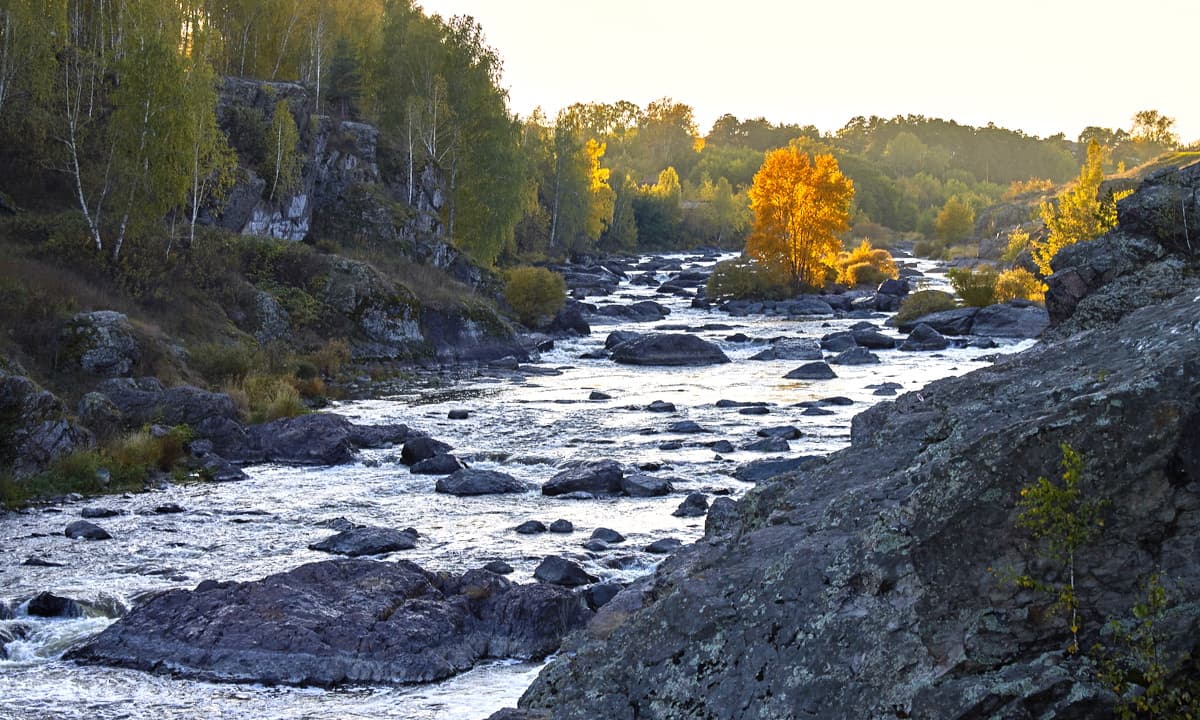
<box><xmin>749</xmin><ymin>338</ymin><xmax>822</xmax><ymax>362</ymax></box>
<box><xmin>308</xmin><ymin>526</ymin><xmax>418</xmax><ymax>556</ymax></box>
<box><xmin>548</xmin><ymin>519</ymin><xmax>574</xmax><ymax>533</ymax></box>
<box><xmin>733</xmin><ymin>456</ymin><xmax>823</xmax><ymax>483</ymax></box>
<box><xmin>830</xmin><ymin>347</ymin><xmax>880</xmax><ymax>365</ymax></box>
<box><xmin>533</xmin><ymin>556</ymin><xmax>597</xmax><ymax>587</ymax></box>
<box><xmin>64</xmin><ymin>520</ymin><xmax>111</xmax><ymax>540</ymax></box>
<box><xmin>899</xmin><ymin>323</ymin><xmax>950</xmax><ymax>351</ymax></box>
<box><xmin>970</xmin><ymin>300</ymin><xmax>1049</xmax><ymax>338</ymax></box>
<box><xmin>515</xmin><ymin>521</ymin><xmax>548</xmax><ymax>535</ymax></box>
<box><xmin>610</xmin><ymin>334</ymin><xmax>730</xmax><ymax>367</ymax></box>
<box><xmin>542</xmin><ymin>460</ymin><xmax>623</xmax><ymax>497</ymax></box>
<box><xmin>26</xmin><ymin>592</ymin><xmax>85</xmax><ymax>618</ymax></box>
<box><xmin>411</xmin><ymin>454</ymin><xmax>467</xmax><ymax>475</ymax></box>
<box><xmin>894</xmin><ymin>306</ymin><xmax>978</xmax><ymax>335</ymax></box>
<box><xmin>436</xmin><ymin>469</ymin><xmax>528</xmax><ymax>496</ymax></box>
<box><xmin>401</xmin><ymin>436</ymin><xmax>453</xmax><ymax>466</ymax></box>
<box><xmin>70</xmin><ymin>558</ymin><xmax>591</xmax><ymax>686</ymax></box>
<box><xmin>671</xmin><ymin>493</ymin><xmax>709</xmax><ymax>518</ymax></box>
<box><xmin>620</xmin><ymin>474</ymin><xmax>674</xmax><ymax>497</ymax></box>
<box><xmin>783</xmin><ymin>362</ymin><xmax>837</xmax><ymax>380</ymax></box>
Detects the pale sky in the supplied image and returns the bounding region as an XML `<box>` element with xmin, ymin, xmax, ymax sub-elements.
<box><xmin>418</xmin><ymin>0</ymin><xmax>1198</xmax><ymax>144</ymax></box>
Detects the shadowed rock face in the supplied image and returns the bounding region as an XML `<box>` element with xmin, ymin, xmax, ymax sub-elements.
<box><xmin>514</xmin><ymin>167</ymin><xmax>1200</xmax><ymax>720</ymax></box>
<box><xmin>70</xmin><ymin>559</ymin><xmax>591</xmax><ymax>687</ymax></box>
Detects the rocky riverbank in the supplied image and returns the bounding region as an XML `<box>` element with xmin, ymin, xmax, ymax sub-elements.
<box><xmin>496</xmin><ymin>163</ymin><xmax>1200</xmax><ymax>718</ymax></box>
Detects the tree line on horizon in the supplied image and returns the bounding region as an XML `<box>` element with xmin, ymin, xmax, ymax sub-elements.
<box><xmin>0</xmin><ymin>0</ymin><xmax>1188</xmax><ymax>272</ymax></box>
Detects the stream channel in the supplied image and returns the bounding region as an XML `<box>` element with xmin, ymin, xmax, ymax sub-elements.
<box><xmin>0</xmin><ymin>253</ymin><xmax>1032</xmax><ymax>719</ymax></box>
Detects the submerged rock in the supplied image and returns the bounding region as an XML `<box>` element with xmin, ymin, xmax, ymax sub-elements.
<box><xmin>71</xmin><ymin>559</ymin><xmax>590</xmax><ymax>686</ymax></box>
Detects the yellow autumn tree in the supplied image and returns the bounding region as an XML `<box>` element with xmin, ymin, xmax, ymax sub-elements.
<box><xmin>746</xmin><ymin>147</ymin><xmax>854</xmax><ymax>290</ymax></box>
<box><xmin>1032</xmin><ymin>140</ymin><xmax>1131</xmax><ymax>276</ymax></box>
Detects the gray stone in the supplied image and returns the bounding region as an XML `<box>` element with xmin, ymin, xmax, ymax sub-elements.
<box><xmin>757</xmin><ymin>426</ymin><xmax>802</xmax><ymax>440</ymax></box>
<box><xmin>830</xmin><ymin>347</ymin><xmax>881</xmax><ymax>365</ymax></box>
<box><xmin>671</xmin><ymin>493</ymin><xmax>709</xmax><ymax>518</ymax></box>
<box><xmin>71</xmin><ymin>558</ymin><xmax>590</xmax><ymax>686</ymax></box>
<box><xmin>733</xmin><ymin>456</ymin><xmax>822</xmax><ymax>483</ymax></box>
<box><xmin>749</xmin><ymin>338</ymin><xmax>822</xmax><ymax>362</ymax></box>
<box><xmin>548</xmin><ymin>520</ymin><xmax>574</xmax><ymax>533</ymax></box>
<box><xmin>308</xmin><ymin>526</ymin><xmax>418</xmax><ymax>556</ymax></box>
<box><xmin>66</xmin><ymin>311</ymin><xmax>140</xmax><ymax>377</ymax></box>
<box><xmin>411</xmin><ymin>454</ymin><xmax>467</xmax><ymax>475</ymax></box>
<box><xmin>783</xmin><ymin>362</ymin><xmax>837</xmax><ymax>380</ymax></box>
<box><xmin>515</xmin><ymin>521</ymin><xmax>548</xmax><ymax>535</ymax></box>
<box><xmin>970</xmin><ymin>301</ymin><xmax>1049</xmax><ymax>338</ymax></box>
<box><xmin>620</xmin><ymin>474</ymin><xmax>674</xmax><ymax>497</ymax></box>
<box><xmin>533</xmin><ymin>556</ymin><xmax>597</xmax><ymax>587</ymax></box>
<box><xmin>64</xmin><ymin>520</ymin><xmax>111</xmax><ymax>540</ymax></box>
<box><xmin>895</xmin><ymin>306</ymin><xmax>978</xmax><ymax>335</ymax></box>
<box><xmin>401</xmin><ymin>436</ymin><xmax>453</xmax><ymax>466</ymax></box>
<box><xmin>900</xmin><ymin>323</ymin><xmax>951</xmax><ymax>351</ymax></box>
<box><xmin>543</xmin><ymin>460</ymin><xmax>623</xmax><ymax>497</ymax></box>
<box><xmin>436</xmin><ymin>469</ymin><xmax>527</xmax><ymax>496</ymax></box>
<box><xmin>590</xmin><ymin>528</ymin><xmax>625</xmax><ymax>544</ymax></box>
<box><xmin>741</xmin><ymin>437</ymin><xmax>790</xmax><ymax>453</ymax></box>
<box><xmin>610</xmin><ymin>334</ymin><xmax>730</xmax><ymax>366</ymax></box>
<box><xmin>644</xmin><ymin>538</ymin><xmax>683</xmax><ymax>554</ymax></box>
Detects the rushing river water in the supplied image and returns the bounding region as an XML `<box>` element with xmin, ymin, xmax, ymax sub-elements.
<box><xmin>0</xmin><ymin>253</ymin><xmax>1033</xmax><ymax>720</ymax></box>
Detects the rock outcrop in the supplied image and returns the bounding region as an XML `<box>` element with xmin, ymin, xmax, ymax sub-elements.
<box><xmin>0</xmin><ymin>358</ymin><xmax>93</xmax><ymax>477</ymax></box>
<box><xmin>509</xmin><ymin>163</ymin><xmax>1200</xmax><ymax>719</ymax></box>
<box><xmin>70</xmin><ymin>558</ymin><xmax>591</xmax><ymax>686</ymax></box>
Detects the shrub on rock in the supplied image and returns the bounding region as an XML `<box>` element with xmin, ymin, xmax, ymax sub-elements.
<box><xmin>505</xmin><ymin>267</ymin><xmax>566</xmax><ymax>326</ymax></box>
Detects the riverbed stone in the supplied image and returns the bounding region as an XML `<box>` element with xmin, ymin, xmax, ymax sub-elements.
<box><xmin>970</xmin><ymin>300</ymin><xmax>1050</xmax><ymax>338</ymax></box>
<box><xmin>620</xmin><ymin>474</ymin><xmax>674</xmax><ymax>497</ymax></box>
<box><xmin>900</xmin><ymin>322</ymin><xmax>951</xmax><ymax>351</ymax></box>
<box><xmin>741</xmin><ymin>437</ymin><xmax>790</xmax><ymax>453</ymax></box>
<box><xmin>64</xmin><ymin>520</ymin><xmax>111</xmax><ymax>540</ymax></box>
<box><xmin>401</xmin><ymin>436</ymin><xmax>453</xmax><ymax>466</ymax></box>
<box><xmin>666</xmin><ymin>421</ymin><xmax>708</xmax><ymax>434</ymax></box>
<box><xmin>515</xmin><ymin>521</ymin><xmax>548</xmax><ymax>535</ymax></box>
<box><xmin>610</xmin><ymin>334</ymin><xmax>730</xmax><ymax>366</ymax></box>
<box><xmin>671</xmin><ymin>493</ymin><xmax>709</xmax><ymax>518</ymax></box>
<box><xmin>483</xmin><ymin>561</ymin><xmax>514</xmax><ymax>575</ymax></box>
<box><xmin>830</xmin><ymin>347</ymin><xmax>881</xmax><ymax>365</ymax></box>
<box><xmin>590</xmin><ymin>528</ymin><xmax>625</xmax><ymax>544</ymax></box>
<box><xmin>738</xmin><ymin>406</ymin><xmax>771</xmax><ymax>416</ymax></box>
<box><xmin>26</xmin><ymin>592</ymin><xmax>85</xmax><ymax>618</ymax></box>
<box><xmin>644</xmin><ymin>538</ymin><xmax>683</xmax><ymax>555</ymax></box>
<box><xmin>533</xmin><ymin>556</ymin><xmax>597</xmax><ymax>587</ymax></box>
<box><xmin>81</xmin><ymin>507</ymin><xmax>121</xmax><ymax>519</ymax></box>
<box><xmin>70</xmin><ymin>558</ymin><xmax>591</xmax><ymax>686</ymax></box>
<box><xmin>820</xmin><ymin>332</ymin><xmax>858</xmax><ymax>353</ymax></box>
<box><xmin>548</xmin><ymin>519</ymin><xmax>574</xmax><ymax>533</ymax></box>
<box><xmin>757</xmin><ymin>426</ymin><xmax>801</xmax><ymax>440</ymax></box>
<box><xmin>646</xmin><ymin>400</ymin><xmax>676</xmax><ymax>413</ymax></box>
<box><xmin>542</xmin><ymin>460</ymin><xmax>623</xmax><ymax>497</ymax></box>
<box><xmin>895</xmin><ymin>306</ymin><xmax>978</xmax><ymax>335</ymax></box>
<box><xmin>411</xmin><ymin>453</ymin><xmax>467</xmax><ymax>475</ymax></box>
<box><xmin>308</xmin><ymin>526</ymin><xmax>418</xmax><ymax>556</ymax></box>
<box><xmin>436</xmin><ymin>469</ymin><xmax>528</xmax><ymax>496</ymax></box>
<box><xmin>783</xmin><ymin>362</ymin><xmax>837</xmax><ymax>380</ymax></box>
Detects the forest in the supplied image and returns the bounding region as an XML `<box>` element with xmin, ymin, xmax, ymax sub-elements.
<box><xmin>0</xmin><ymin>0</ymin><xmax>1189</xmax><ymax>271</ymax></box>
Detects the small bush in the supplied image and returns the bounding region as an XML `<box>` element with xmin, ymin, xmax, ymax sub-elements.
<box><xmin>833</xmin><ymin>239</ymin><xmax>899</xmax><ymax>286</ymax></box>
<box><xmin>706</xmin><ymin>257</ymin><xmax>790</xmax><ymax>300</ymax></box>
<box><xmin>1002</xmin><ymin>227</ymin><xmax>1032</xmax><ymax>263</ymax></box>
<box><xmin>894</xmin><ymin>289</ymin><xmax>958</xmax><ymax>324</ymax></box>
<box><xmin>913</xmin><ymin>237</ymin><xmax>946</xmax><ymax>259</ymax></box>
<box><xmin>227</xmin><ymin>373</ymin><xmax>309</xmax><ymax>424</ymax></box>
<box><xmin>191</xmin><ymin>341</ymin><xmax>263</xmax><ymax>385</ymax></box>
<box><xmin>947</xmin><ymin>266</ymin><xmax>999</xmax><ymax>307</ymax></box>
<box><xmin>504</xmin><ymin>266</ymin><xmax>566</xmax><ymax>326</ymax></box>
<box><xmin>310</xmin><ymin>338</ymin><xmax>351</xmax><ymax>377</ymax></box>
<box><xmin>994</xmin><ymin>267</ymin><xmax>1046</xmax><ymax>303</ymax></box>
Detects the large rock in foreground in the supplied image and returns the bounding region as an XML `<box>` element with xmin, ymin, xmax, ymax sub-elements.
<box><xmin>610</xmin><ymin>334</ymin><xmax>730</xmax><ymax>366</ymax></box>
<box><xmin>70</xmin><ymin>558</ymin><xmax>591</xmax><ymax>686</ymax></box>
<box><xmin>516</xmin><ymin>276</ymin><xmax>1200</xmax><ymax>718</ymax></box>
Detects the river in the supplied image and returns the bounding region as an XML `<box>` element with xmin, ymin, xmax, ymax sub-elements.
<box><xmin>0</xmin><ymin>253</ymin><xmax>1032</xmax><ymax>720</ymax></box>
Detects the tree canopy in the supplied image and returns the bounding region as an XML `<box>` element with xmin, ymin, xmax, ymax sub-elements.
<box><xmin>745</xmin><ymin>147</ymin><xmax>854</xmax><ymax>289</ymax></box>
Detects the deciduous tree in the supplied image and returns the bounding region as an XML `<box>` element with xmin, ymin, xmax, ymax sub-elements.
<box><xmin>745</xmin><ymin>147</ymin><xmax>854</xmax><ymax>289</ymax></box>
<box><xmin>1033</xmin><ymin>140</ymin><xmax>1127</xmax><ymax>276</ymax></box>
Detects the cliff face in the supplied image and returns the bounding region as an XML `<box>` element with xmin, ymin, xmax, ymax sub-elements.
<box><xmin>517</xmin><ymin>164</ymin><xmax>1200</xmax><ymax>719</ymax></box>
